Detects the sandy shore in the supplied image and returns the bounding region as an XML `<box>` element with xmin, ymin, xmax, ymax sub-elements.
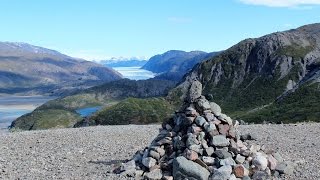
<box><xmin>0</xmin><ymin>123</ymin><xmax>319</xmax><ymax>179</ymax></box>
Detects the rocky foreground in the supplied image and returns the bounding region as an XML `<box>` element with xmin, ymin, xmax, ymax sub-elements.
<box><xmin>0</xmin><ymin>123</ymin><xmax>319</xmax><ymax>179</ymax></box>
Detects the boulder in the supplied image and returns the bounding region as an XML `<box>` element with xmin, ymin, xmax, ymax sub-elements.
<box><xmin>173</xmin><ymin>156</ymin><xmax>210</xmax><ymax>180</ymax></box>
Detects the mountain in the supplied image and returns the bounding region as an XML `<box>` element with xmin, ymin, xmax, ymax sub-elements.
<box><xmin>142</xmin><ymin>50</ymin><xmax>220</xmax><ymax>81</ymax></box>
<box><xmin>0</xmin><ymin>42</ymin><xmax>122</xmax><ymax>95</ymax></box>
<box><xmin>100</xmin><ymin>58</ymin><xmax>147</xmax><ymax>67</ymax></box>
<box><xmin>168</xmin><ymin>23</ymin><xmax>320</xmax><ymax>123</ymax></box>
<box><xmin>142</xmin><ymin>50</ymin><xmax>207</xmax><ymax>73</ymax></box>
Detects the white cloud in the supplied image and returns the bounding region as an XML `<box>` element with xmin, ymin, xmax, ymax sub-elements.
<box><xmin>238</xmin><ymin>0</ymin><xmax>320</xmax><ymax>7</ymax></box>
<box><xmin>168</xmin><ymin>17</ymin><xmax>192</xmax><ymax>23</ymax></box>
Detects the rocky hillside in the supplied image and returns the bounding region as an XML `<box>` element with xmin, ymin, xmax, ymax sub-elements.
<box><xmin>0</xmin><ymin>42</ymin><xmax>122</xmax><ymax>95</ymax></box>
<box><xmin>169</xmin><ymin>23</ymin><xmax>320</xmax><ymax>123</ymax></box>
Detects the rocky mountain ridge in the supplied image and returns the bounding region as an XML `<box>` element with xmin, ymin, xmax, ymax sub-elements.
<box><xmin>0</xmin><ymin>42</ymin><xmax>122</xmax><ymax>95</ymax></box>
<box><xmin>169</xmin><ymin>23</ymin><xmax>320</xmax><ymax>123</ymax></box>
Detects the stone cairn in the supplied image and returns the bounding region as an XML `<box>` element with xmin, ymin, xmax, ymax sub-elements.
<box><xmin>116</xmin><ymin>80</ymin><xmax>293</xmax><ymax>180</ymax></box>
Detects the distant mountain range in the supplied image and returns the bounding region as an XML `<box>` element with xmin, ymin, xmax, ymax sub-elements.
<box><xmin>0</xmin><ymin>42</ymin><xmax>122</xmax><ymax>95</ymax></box>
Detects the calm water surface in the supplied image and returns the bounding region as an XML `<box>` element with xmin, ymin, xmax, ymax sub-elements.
<box><xmin>0</xmin><ymin>96</ymin><xmax>55</xmax><ymax>131</ymax></box>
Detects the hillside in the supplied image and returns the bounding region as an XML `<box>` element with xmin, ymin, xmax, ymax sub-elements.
<box><xmin>0</xmin><ymin>42</ymin><xmax>122</xmax><ymax>95</ymax></box>
<box><xmin>11</xmin><ymin>79</ymin><xmax>176</xmax><ymax>130</ymax></box>
<box><xmin>169</xmin><ymin>23</ymin><xmax>320</xmax><ymax>123</ymax></box>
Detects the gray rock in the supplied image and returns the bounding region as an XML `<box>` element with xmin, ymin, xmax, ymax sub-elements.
<box><xmin>173</xmin><ymin>156</ymin><xmax>210</xmax><ymax>180</ymax></box>
<box><xmin>252</xmin><ymin>155</ymin><xmax>268</xmax><ymax>171</ymax></box>
<box><xmin>235</xmin><ymin>154</ymin><xmax>246</xmax><ymax>164</ymax></box>
<box><xmin>173</xmin><ymin>136</ymin><xmax>185</xmax><ymax>150</ymax></box>
<box><xmin>210</xmin><ymin>102</ymin><xmax>221</xmax><ymax>116</ymax></box>
<box><xmin>205</xmin><ymin>147</ymin><xmax>215</xmax><ymax>156</ymax></box>
<box><xmin>217</xmin><ymin>114</ymin><xmax>233</xmax><ymax>125</ymax></box>
<box><xmin>219</xmin><ymin>157</ymin><xmax>236</xmax><ymax>166</ymax></box>
<box><xmin>142</xmin><ymin>157</ymin><xmax>157</xmax><ymax>168</ymax></box>
<box><xmin>120</xmin><ymin>160</ymin><xmax>136</xmax><ymax>177</ymax></box>
<box><xmin>214</xmin><ymin>149</ymin><xmax>232</xmax><ymax>159</ymax></box>
<box><xmin>188</xmin><ymin>80</ymin><xmax>202</xmax><ymax>103</ymax></box>
<box><xmin>210</xmin><ymin>165</ymin><xmax>232</xmax><ymax>180</ymax></box>
<box><xmin>243</xmin><ymin>176</ymin><xmax>251</xmax><ymax>180</ymax></box>
<box><xmin>149</xmin><ymin>150</ymin><xmax>160</xmax><ymax>160</ymax></box>
<box><xmin>144</xmin><ymin>168</ymin><xmax>163</xmax><ymax>180</ymax></box>
<box><xmin>211</xmin><ymin>135</ymin><xmax>230</xmax><ymax>147</ymax></box>
<box><xmin>252</xmin><ymin>171</ymin><xmax>269</xmax><ymax>180</ymax></box>
<box><xmin>196</xmin><ymin>98</ymin><xmax>211</xmax><ymax>112</ymax></box>
<box><xmin>202</xmin><ymin>156</ymin><xmax>215</xmax><ymax>165</ymax></box>
<box><xmin>186</xmin><ymin>133</ymin><xmax>200</xmax><ymax>147</ymax></box>
<box><xmin>275</xmin><ymin>161</ymin><xmax>294</xmax><ymax>175</ymax></box>
<box><xmin>195</xmin><ymin>116</ymin><xmax>207</xmax><ymax>127</ymax></box>
<box><xmin>273</xmin><ymin>152</ymin><xmax>284</xmax><ymax>163</ymax></box>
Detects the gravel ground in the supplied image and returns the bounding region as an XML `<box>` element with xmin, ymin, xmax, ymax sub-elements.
<box><xmin>0</xmin><ymin>123</ymin><xmax>319</xmax><ymax>180</ymax></box>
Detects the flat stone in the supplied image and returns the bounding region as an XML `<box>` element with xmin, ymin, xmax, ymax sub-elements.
<box><xmin>235</xmin><ymin>154</ymin><xmax>246</xmax><ymax>164</ymax></box>
<box><xmin>196</xmin><ymin>98</ymin><xmax>211</xmax><ymax>112</ymax></box>
<box><xmin>142</xmin><ymin>157</ymin><xmax>157</xmax><ymax>169</ymax></box>
<box><xmin>267</xmin><ymin>154</ymin><xmax>277</xmax><ymax>170</ymax></box>
<box><xmin>252</xmin><ymin>155</ymin><xmax>268</xmax><ymax>171</ymax></box>
<box><xmin>144</xmin><ymin>168</ymin><xmax>163</xmax><ymax>180</ymax></box>
<box><xmin>210</xmin><ymin>165</ymin><xmax>232</xmax><ymax>180</ymax></box>
<box><xmin>204</xmin><ymin>112</ymin><xmax>215</xmax><ymax>121</ymax></box>
<box><xmin>219</xmin><ymin>157</ymin><xmax>236</xmax><ymax>166</ymax></box>
<box><xmin>211</xmin><ymin>135</ymin><xmax>230</xmax><ymax>147</ymax></box>
<box><xmin>275</xmin><ymin>161</ymin><xmax>294</xmax><ymax>175</ymax></box>
<box><xmin>218</xmin><ymin>114</ymin><xmax>233</xmax><ymax>125</ymax></box>
<box><xmin>214</xmin><ymin>149</ymin><xmax>232</xmax><ymax>159</ymax></box>
<box><xmin>233</xmin><ymin>164</ymin><xmax>249</xmax><ymax>178</ymax></box>
<box><xmin>185</xmin><ymin>149</ymin><xmax>198</xmax><ymax>161</ymax></box>
<box><xmin>252</xmin><ymin>171</ymin><xmax>269</xmax><ymax>180</ymax></box>
<box><xmin>195</xmin><ymin>116</ymin><xmax>207</xmax><ymax>127</ymax></box>
<box><xmin>205</xmin><ymin>147</ymin><xmax>215</xmax><ymax>156</ymax></box>
<box><xmin>202</xmin><ymin>156</ymin><xmax>215</xmax><ymax>165</ymax></box>
<box><xmin>210</xmin><ymin>102</ymin><xmax>221</xmax><ymax>116</ymax></box>
<box><xmin>188</xmin><ymin>80</ymin><xmax>202</xmax><ymax>103</ymax></box>
<box><xmin>149</xmin><ymin>150</ymin><xmax>160</xmax><ymax>160</ymax></box>
<box><xmin>120</xmin><ymin>160</ymin><xmax>136</xmax><ymax>177</ymax></box>
<box><xmin>173</xmin><ymin>156</ymin><xmax>210</xmax><ymax>180</ymax></box>
<box><xmin>218</xmin><ymin>124</ymin><xmax>230</xmax><ymax>135</ymax></box>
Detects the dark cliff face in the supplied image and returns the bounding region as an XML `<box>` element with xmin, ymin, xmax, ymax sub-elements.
<box><xmin>142</xmin><ymin>50</ymin><xmax>208</xmax><ymax>73</ymax></box>
<box><xmin>169</xmin><ymin>23</ymin><xmax>320</xmax><ymax>123</ymax></box>
<box><xmin>142</xmin><ymin>50</ymin><xmax>221</xmax><ymax>82</ymax></box>
<box><xmin>0</xmin><ymin>42</ymin><xmax>122</xmax><ymax>95</ymax></box>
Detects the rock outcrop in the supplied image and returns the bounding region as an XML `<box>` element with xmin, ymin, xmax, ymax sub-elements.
<box><xmin>117</xmin><ymin>80</ymin><xmax>292</xmax><ymax>179</ymax></box>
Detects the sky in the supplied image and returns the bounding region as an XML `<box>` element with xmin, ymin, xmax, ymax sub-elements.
<box><xmin>0</xmin><ymin>0</ymin><xmax>320</xmax><ymax>60</ymax></box>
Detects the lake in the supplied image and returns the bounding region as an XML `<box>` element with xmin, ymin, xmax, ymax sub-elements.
<box><xmin>112</xmin><ymin>66</ymin><xmax>155</xmax><ymax>80</ymax></box>
<box><xmin>0</xmin><ymin>96</ymin><xmax>55</xmax><ymax>132</ymax></box>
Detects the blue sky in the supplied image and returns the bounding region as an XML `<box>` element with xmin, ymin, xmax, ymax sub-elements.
<box><xmin>0</xmin><ymin>0</ymin><xmax>320</xmax><ymax>60</ymax></box>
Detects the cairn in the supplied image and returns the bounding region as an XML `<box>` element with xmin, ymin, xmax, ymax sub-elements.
<box><xmin>117</xmin><ymin>80</ymin><xmax>293</xmax><ymax>179</ymax></box>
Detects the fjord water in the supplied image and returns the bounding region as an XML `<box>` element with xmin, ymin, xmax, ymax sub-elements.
<box><xmin>112</xmin><ymin>66</ymin><xmax>155</xmax><ymax>80</ymax></box>
<box><xmin>0</xmin><ymin>96</ymin><xmax>55</xmax><ymax>131</ymax></box>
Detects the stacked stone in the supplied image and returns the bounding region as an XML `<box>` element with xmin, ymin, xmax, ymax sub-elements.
<box><xmin>118</xmin><ymin>80</ymin><xmax>292</xmax><ymax>180</ymax></box>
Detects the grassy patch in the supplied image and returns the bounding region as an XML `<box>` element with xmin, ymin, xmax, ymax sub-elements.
<box><xmin>90</xmin><ymin>97</ymin><xmax>174</xmax><ymax>125</ymax></box>
<box><xmin>11</xmin><ymin>109</ymin><xmax>82</xmax><ymax>130</ymax></box>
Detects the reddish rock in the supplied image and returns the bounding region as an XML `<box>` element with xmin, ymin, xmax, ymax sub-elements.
<box><xmin>233</xmin><ymin>164</ymin><xmax>249</xmax><ymax>178</ymax></box>
<box><xmin>212</xmin><ymin>119</ymin><xmax>222</xmax><ymax>125</ymax></box>
<box><xmin>267</xmin><ymin>154</ymin><xmax>278</xmax><ymax>170</ymax></box>
<box><xmin>218</xmin><ymin>124</ymin><xmax>230</xmax><ymax>135</ymax></box>
<box><xmin>185</xmin><ymin>149</ymin><xmax>198</xmax><ymax>161</ymax></box>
